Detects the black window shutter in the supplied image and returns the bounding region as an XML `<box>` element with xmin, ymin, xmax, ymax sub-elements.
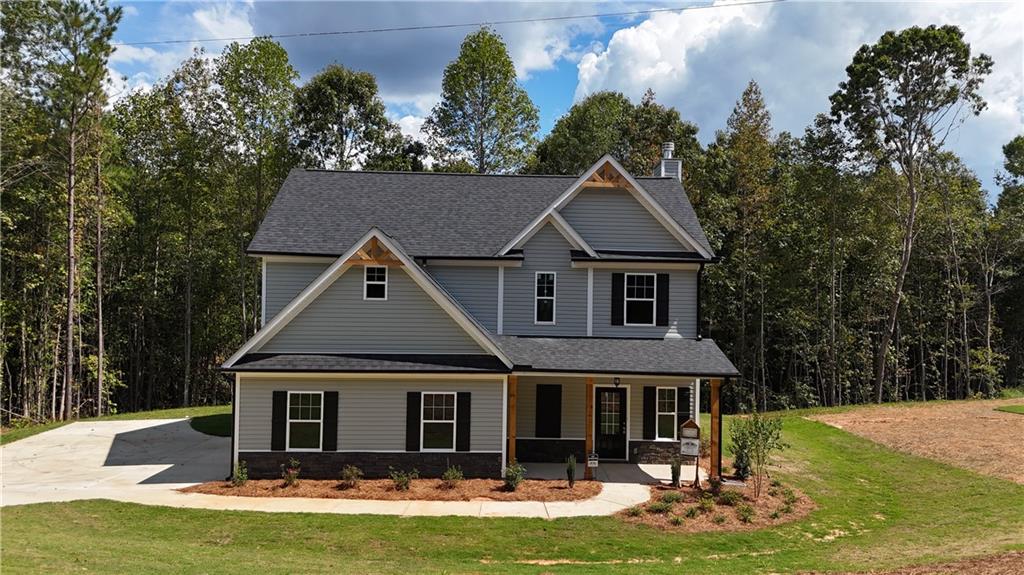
<box><xmin>656</xmin><ymin>273</ymin><xmax>670</xmax><ymax>326</ymax></box>
<box><xmin>456</xmin><ymin>392</ymin><xmax>471</xmax><ymax>452</ymax></box>
<box><xmin>271</xmin><ymin>391</ymin><xmax>287</xmax><ymax>451</ymax></box>
<box><xmin>611</xmin><ymin>273</ymin><xmax>625</xmax><ymax>326</ymax></box>
<box><xmin>406</xmin><ymin>392</ymin><xmax>421</xmax><ymax>452</ymax></box>
<box><xmin>535</xmin><ymin>384</ymin><xmax>562</xmax><ymax>438</ymax></box>
<box><xmin>322</xmin><ymin>391</ymin><xmax>339</xmax><ymax>451</ymax></box>
<box><xmin>642</xmin><ymin>386</ymin><xmax>656</xmax><ymax>440</ymax></box>
<box><xmin>676</xmin><ymin>386</ymin><xmax>691</xmax><ymax>431</ymax></box>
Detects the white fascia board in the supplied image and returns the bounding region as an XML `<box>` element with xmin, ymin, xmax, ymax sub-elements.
<box><xmin>508</xmin><ymin>212</ymin><xmax>597</xmax><ymax>257</ymax></box>
<box><xmin>570</xmin><ymin>261</ymin><xmax>701</xmax><ymax>271</ymax></box>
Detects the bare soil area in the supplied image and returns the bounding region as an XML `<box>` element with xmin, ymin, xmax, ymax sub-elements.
<box><xmin>183</xmin><ymin>478</ymin><xmax>601</xmax><ymax>502</ymax></box>
<box><xmin>617</xmin><ymin>481</ymin><xmax>814</xmax><ymax>533</ymax></box>
<box><xmin>812</xmin><ymin>399</ymin><xmax>1024</xmax><ymax>484</ymax></box>
<box><xmin>810</xmin><ymin>551</ymin><xmax>1024</xmax><ymax>574</ymax></box>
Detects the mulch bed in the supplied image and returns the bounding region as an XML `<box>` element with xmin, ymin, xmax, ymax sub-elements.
<box><xmin>617</xmin><ymin>480</ymin><xmax>814</xmax><ymax>532</ymax></box>
<box><xmin>183</xmin><ymin>478</ymin><xmax>602</xmax><ymax>502</ymax></box>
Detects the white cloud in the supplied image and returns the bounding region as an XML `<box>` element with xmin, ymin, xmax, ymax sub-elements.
<box><xmin>397</xmin><ymin>114</ymin><xmax>427</xmax><ymax>142</ymax></box>
<box><xmin>120</xmin><ymin>5</ymin><xmax>139</xmax><ymax>18</ymax></box>
<box><xmin>192</xmin><ymin>2</ymin><xmax>254</xmax><ymax>41</ymax></box>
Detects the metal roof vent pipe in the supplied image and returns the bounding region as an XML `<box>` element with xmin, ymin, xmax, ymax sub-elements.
<box><xmin>658</xmin><ymin>142</ymin><xmax>682</xmax><ymax>181</ymax></box>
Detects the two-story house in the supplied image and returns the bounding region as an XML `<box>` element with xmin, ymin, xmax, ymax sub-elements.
<box><xmin>222</xmin><ymin>145</ymin><xmax>738</xmax><ymax>480</ymax></box>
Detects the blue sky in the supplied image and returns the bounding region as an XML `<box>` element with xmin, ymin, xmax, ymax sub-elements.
<box><xmin>109</xmin><ymin>1</ymin><xmax>1023</xmax><ymax>197</ymax></box>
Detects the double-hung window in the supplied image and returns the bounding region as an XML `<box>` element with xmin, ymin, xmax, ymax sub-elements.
<box><xmin>656</xmin><ymin>387</ymin><xmax>676</xmax><ymax>440</ymax></box>
<box><xmin>421</xmin><ymin>392</ymin><xmax>456</xmax><ymax>451</ymax></box>
<box><xmin>535</xmin><ymin>272</ymin><xmax>556</xmax><ymax>324</ymax></box>
<box><xmin>624</xmin><ymin>273</ymin><xmax>656</xmax><ymax>326</ymax></box>
<box><xmin>287</xmin><ymin>391</ymin><xmax>323</xmax><ymax>451</ymax></box>
<box><xmin>364</xmin><ymin>266</ymin><xmax>387</xmax><ymax>300</ymax></box>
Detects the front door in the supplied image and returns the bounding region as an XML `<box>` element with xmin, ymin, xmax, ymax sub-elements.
<box><xmin>595</xmin><ymin>387</ymin><xmax>627</xmax><ymax>459</ymax></box>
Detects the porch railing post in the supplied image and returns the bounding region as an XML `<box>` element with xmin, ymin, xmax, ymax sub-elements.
<box><xmin>585</xmin><ymin>376</ymin><xmax>594</xmax><ymax>480</ymax></box>
<box><xmin>508</xmin><ymin>375</ymin><xmax>517</xmax><ymax>465</ymax></box>
<box><xmin>710</xmin><ymin>378</ymin><xmax>722</xmax><ymax>480</ymax></box>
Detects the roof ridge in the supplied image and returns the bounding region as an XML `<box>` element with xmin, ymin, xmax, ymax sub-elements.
<box><xmin>297</xmin><ymin>167</ymin><xmax>676</xmax><ymax>180</ymax></box>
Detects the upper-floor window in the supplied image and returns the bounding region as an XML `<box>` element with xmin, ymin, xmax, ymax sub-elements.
<box><xmin>656</xmin><ymin>387</ymin><xmax>676</xmax><ymax>440</ymax></box>
<box><xmin>287</xmin><ymin>391</ymin><xmax>323</xmax><ymax>451</ymax></box>
<box><xmin>364</xmin><ymin>266</ymin><xmax>387</xmax><ymax>300</ymax></box>
<box><xmin>624</xmin><ymin>273</ymin><xmax>656</xmax><ymax>326</ymax></box>
<box><xmin>535</xmin><ymin>272</ymin><xmax>556</xmax><ymax>324</ymax></box>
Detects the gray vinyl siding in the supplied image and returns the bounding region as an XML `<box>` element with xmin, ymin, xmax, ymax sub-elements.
<box><xmin>559</xmin><ymin>188</ymin><xmax>685</xmax><ymax>251</ymax></box>
<box><xmin>258</xmin><ymin>266</ymin><xmax>485</xmax><ymax>354</ymax></box>
<box><xmin>237</xmin><ymin>376</ymin><xmax>504</xmax><ymax>452</ymax></box>
<box><xmin>503</xmin><ymin>224</ymin><xmax>587</xmax><ymax>335</ymax></box>
<box><xmin>264</xmin><ymin>260</ymin><xmax>330</xmax><ymax>321</ymax></box>
<box><xmin>425</xmin><ymin>266</ymin><xmax>498</xmax><ymax>332</ymax></box>
<box><xmin>593</xmin><ymin>269</ymin><xmax>698</xmax><ymax>338</ymax></box>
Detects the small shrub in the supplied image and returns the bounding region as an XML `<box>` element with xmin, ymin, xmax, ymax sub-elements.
<box><xmin>718</xmin><ymin>490</ymin><xmax>743</xmax><ymax>506</ymax></box>
<box><xmin>699</xmin><ymin>435</ymin><xmax>710</xmax><ymax>458</ymax></box>
<box><xmin>783</xmin><ymin>488</ymin><xmax>798</xmax><ymax>505</ymax></box>
<box><xmin>712</xmin><ymin>513</ymin><xmax>727</xmax><ymax>525</ymax></box>
<box><xmin>697</xmin><ymin>493</ymin><xmax>716</xmax><ymax>514</ymax></box>
<box><xmin>626</xmin><ymin>505</ymin><xmax>644</xmax><ymax>517</ymax></box>
<box><xmin>684</xmin><ymin>506</ymin><xmax>700</xmax><ymax>519</ymax></box>
<box><xmin>281</xmin><ymin>458</ymin><xmax>301</xmax><ymax>487</ymax></box>
<box><xmin>566</xmin><ymin>455</ymin><xmax>576</xmax><ymax>488</ymax></box>
<box><xmin>781</xmin><ymin>502</ymin><xmax>794</xmax><ymax>515</ymax></box>
<box><xmin>670</xmin><ymin>456</ymin><xmax>683</xmax><ymax>488</ymax></box>
<box><xmin>707</xmin><ymin>476</ymin><xmax>722</xmax><ymax>495</ymax></box>
<box><xmin>770</xmin><ymin>478</ymin><xmax>782</xmax><ymax>488</ymax></box>
<box><xmin>231</xmin><ymin>460</ymin><xmax>248</xmax><ymax>487</ymax></box>
<box><xmin>504</xmin><ymin>460</ymin><xmax>526</xmax><ymax>492</ymax></box>
<box><xmin>769</xmin><ymin>509</ymin><xmax>781</xmax><ymax>520</ymax></box>
<box><xmin>441</xmin><ymin>465</ymin><xmax>464</xmax><ymax>490</ymax></box>
<box><xmin>730</xmin><ymin>411</ymin><xmax>788</xmax><ymax>498</ymax></box>
<box><xmin>646</xmin><ymin>501</ymin><xmax>673</xmax><ymax>514</ymax></box>
<box><xmin>388</xmin><ymin>467</ymin><xmax>419</xmax><ymax>491</ymax></box>
<box><xmin>736</xmin><ymin>503</ymin><xmax>755</xmax><ymax>523</ymax></box>
<box><xmin>660</xmin><ymin>491</ymin><xmax>684</xmax><ymax>504</ymax></box>
<box><xmin>339</xmin><ymin>465</ymin><xmax>363</xmax><ymax>490</ymax></box>
<box><xmin>670</xmin><ymin>515</ymin><xmax>685</xmax><ymax>526</ymax></box>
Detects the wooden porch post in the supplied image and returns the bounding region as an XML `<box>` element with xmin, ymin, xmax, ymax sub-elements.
<box><xmin>508</xmin><ymin>375</ymin><xmax>517</xmax><ymax>464</ymax></box>
<box><xmin>709</xmin><ymin>378</ymin><xmax>722</xmax><ymax>480</ymax></box>
<box><xmin>584</xmin><ymin>376</ymin><xmax>594</xmax><ymax>480</ymax></box>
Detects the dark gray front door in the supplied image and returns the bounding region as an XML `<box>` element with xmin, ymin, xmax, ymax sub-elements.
<box><xmin>595</xmin><ymin>387</ymin><xmax>627</xmax><ymax>459</ymax></box>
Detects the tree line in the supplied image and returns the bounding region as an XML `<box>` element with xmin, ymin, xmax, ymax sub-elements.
<box><xmin>2</xmin><ymin>1</ymin><xmax>1022</xmax><ymax>425</ymax></box>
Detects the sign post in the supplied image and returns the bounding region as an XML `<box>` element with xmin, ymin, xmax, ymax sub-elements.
<box><xmin>679</xmin><ymin>419</ymin><xmax>701</xmax><ymax>488</ymax></box>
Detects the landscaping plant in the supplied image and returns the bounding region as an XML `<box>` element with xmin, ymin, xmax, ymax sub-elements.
<box><xmin>388</xmin><ymin>467</ymin><xmax>418</xmax><ymax>491</ymax></box>
<box><xmin>736</xmin><ymin>503</ymin><xmax>755</xmax><ymax>523</ymax></box>
<box><xmin>646</xmin><ymin>501</ymin><xmax>673</xmax><ymax>514</ymax></box>
<box><xmin>503</xmin><ymin>460</ymin><xmax>525</xmax><ymax>492</ymax></box>
<box><xmin>718</xmin><ymin>490</ymin><xmax>743</xmax><ymax>506</ymax></box>
<box><xmin>670</xmin><ymin>456</ymin><xmax>683</xmax><ymax>488</ymax></box>
<box><xmin>660</xmin><ymin>491</ymin><xmax>684</xmax><ymax>504</ymax></box>
<box><xmin>339</xmin><ymin>465</ymin><xmax>363</xmax><ymax>490</ymax></box>
<box><xmin>565</xmin><ymin>454</ymin><xmax>576</xmax><ymax>488</ymax></box>
<box><xmin>440</xmin><ymin>465</ymin><xmax>464</xmax><ymax>490</ymax></box>
<box><xmin>730</xmin><ymin>411</ymin><xmax>788</xmax><ymax>498</ymax></box>
<box><xmin>231</xmin><ymin>460</ymin><xmax>248</xmax><ymax>487</ymax></box>
<box><xmin>281</xmin><ymin>458</ymin><xmax>301</xmax><ymax>487</ymax></box>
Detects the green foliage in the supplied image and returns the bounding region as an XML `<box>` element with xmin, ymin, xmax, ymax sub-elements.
<box><xmin>697</xmin><ymin>493</ymin><xmax>716</xmax><ymax>514</ymax></box>
<box><xmin>231</xmin><ymin>461</ymin><xmax>248</xmax><ymax>487</ymax></box>
<box><xmin>565</xmin><ymin>454</ymin><xmax>576</xmax><ymax>488</ymax></box>
<box><xmin>670</xmin><ymin>515</ymin><xmax>685</xmax><ymax>526</ymax></box>
<box><xmin>646</xmin><ymin>501</ymin><xmax>673</xmax><ymax>514</ymax></box>
<box><xmin>424</xmin><ymin>28</ymin><xmax>538</xmax><ymax>173</ymax></box>
<box><xmin>670</xmin><ymin>456</ymin><xmax>683</xmax><ymax>488</ymax></box>
<box><xmin>339</xmin><ymin>465</ymin><xmax>363</xmax><ymax>490</ymax></box>
<box><xmin>718</xmin><ymin>490</ymin><xmax>743</xmax><ymax>507</ymax></box>
<box><xmin>281</xmin><ymin>458</ymin><xmax>301</xmax><ymax>487</ymax></box>
<box><xmin>503</xmin><ymin>460</ymin><xmax>526</xmax><ymax>492</ymax></box>
<box><xmin>684</xmin><ymin>505</ymin><xmax>700</xmax><ymax>519</ymax></box>
<box><xmin>388</xmin><ymin>467</ymin><xmax>418</xmax><ymax>491</ymax></box>
<box><xmin>659</xmin><ymin>491</ymin><xmax>684</xmax><ymax>504</ymax></box>
<box><xmin>736</xmin><ymin>503</ymin><xmax>755</xmax><ymax>523</ymax></box>
<box><xmin>625</xmin><ymin>505</ymin><xmax>644</xmax><ymax>517</ymax></box>
<box><xmin>440</xmin><ymin>465</ymin><xmax>463</xmax><ymax>490</ymax></box>
<box><xmin>730</xmin><ymin>412</ymin><xmax>787</xmax><ymax>498</ymax></box>
<box><xmin>712</xmin><ymin>513</ymin><xmax>727</xmax><ymax>525</ymax></box>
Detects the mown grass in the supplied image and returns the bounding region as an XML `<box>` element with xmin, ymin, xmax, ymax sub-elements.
<box><xmin>3</xmin><ymin>412</ymin><xmax>1022</xmax><ymax>574</ymax></box>
<box><xmin>0</xmin><ymin>405</ymin><xmax>231</xmax><ymax>445</ymax></box>
<box><xmin>996</xmin><ymin>404</ymin><xmax>1024</xmax><ymax>415</ymax></box>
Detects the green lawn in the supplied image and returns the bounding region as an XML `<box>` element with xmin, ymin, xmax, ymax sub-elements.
<box><xmin>996</xmin><ymin>404</ymin><xmax>1024</xmax><ymax>415</ymax></box>
<box><xmin>0</xmin><ymin>405</ymin><xmax>231</xmax><ymax>445</ymax></box>
<box><xmin>3</xmin><ymin>412</ymin><xmax>1022</xmax><ymax>574</ymax></box>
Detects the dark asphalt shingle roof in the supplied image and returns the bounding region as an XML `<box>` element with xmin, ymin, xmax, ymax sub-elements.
<box><xmin>228</xmin><ymin>353</ymin><xmax>508</xmax><ymax>373</ymax></box>
<box><xmin>248</xmin><ymin>169</ymin><xmax>713</xmax><ymax>258</ymax></box>
<box><xmin>495</xmin><ymin>336</ymin><xmax>739</xmax><ymax>377</ymax></box>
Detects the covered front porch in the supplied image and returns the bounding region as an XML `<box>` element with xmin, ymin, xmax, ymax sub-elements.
<box><xmin>524</xmin><ymin>460</ymin><xmax>707</xmax><ymax>485</ymax></box>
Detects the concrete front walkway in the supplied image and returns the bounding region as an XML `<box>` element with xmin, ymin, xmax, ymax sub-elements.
<box><xmin>1</xmin><ymin>419</ymin><xmax>651</xmax><ymax>517</ymax></box>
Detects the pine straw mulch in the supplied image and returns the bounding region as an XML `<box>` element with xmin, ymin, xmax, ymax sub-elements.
<box><xmin>183</xmin><ymin>478</ymin><xmax>602</xmax><ymax>502</ymax></box>
<box><xmin>617</xmin><ymin>480</ymin><xmax>815</xmax><ymax>532</ymax></box>
<box><xmin>811</xmin><ymin>398</ymin><xmax>1024</xmax><ymax>484</ymax></box>
<box><xmin>804</xmin><ymin>550</ymin><xmax>1024</xmax><ymax>575</ymax></box>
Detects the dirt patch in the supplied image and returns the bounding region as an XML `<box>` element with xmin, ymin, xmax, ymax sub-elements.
<box><xmin>806</xmin><ymin>550</ymin><xmax>1024</xmax><ymax>574</ymax></box>
<box><xmin>617</xmin><ymin>481</ymin><xmax>814</xmax><ymax>533</ymax></box>
<box><xmin>812</xmin><ymin>399</ymin><xmax>1024</xmax><ymax>484</ymax></box>
<box><xmin>183</xmin><ymin>478</ymin><xmax>601</xmax><ymax>502</ymax></box>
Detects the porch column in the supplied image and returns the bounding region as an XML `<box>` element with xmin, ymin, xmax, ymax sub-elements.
<box><xmin>709</xmin><ymin>378</ymin><xmax>723</xmax><ymax>480</ymax></box>
<box><xmin>584</xmin><ymin>376</ymin><xmax>594</xmax><ymax>480</ymax></box>
<box><xmin>508</xmin><ymin>375</ymin><xmax>517</xmax><ymax>464</ymax></box>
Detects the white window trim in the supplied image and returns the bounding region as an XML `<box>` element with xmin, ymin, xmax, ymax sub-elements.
<box><xmin>655</xmin><ymin>386</ymin><xmax>677</xmax><ymax>441</ymax></box>
<box><xmin>420</xmin><ymin>391</ymin><xmax>457</xmax><ymax>452</ymax></box>
<box><xmin>363</xmin><ymin>266</ymin><xmax>388</xmax><ymax>300</ymax></box>
<box><xmin>624</xmin><ymin>272</ymin><xmax>657</xmax><ymax>327</ymax></box>
<box><xmin>286</xmin><ymin>391</ymin><xmax>323</xmax><ymax>452</ymax></box>
<box><xmin>534</xmin><ymin>271</ymin><xmax>557</xmax><ymax>325</ymax></box>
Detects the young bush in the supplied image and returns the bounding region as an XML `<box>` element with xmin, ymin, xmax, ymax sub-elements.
<box><xmin>626</xmin><ymin>505</ymin><xmax>644</xmax><ymax>517</ymax></box>
<box><xmin>670</xmin><ymin>456</ymin><xmax>683</xmax><ymax>488</ymax></box>
<box><xmin>684</xmin><ymin>506</ymin><xmax>700</xmax><ymax>519</ymax></box>
<box><xmin>712</xmin><ymin>513</ymin><xmax>727</xmax><ymax>525</ymax></box>
<box><xmin>566</xmin><ymin>454</ymin><xmax>576</xmax><ymax>488</ymax></box>
<box><xmin>736</xmin><ymin>503</ymin><xmax>755</xmax><ymax>523</ymax></box>
<box><xmin>707</xmin><ymin>476</ymin><xmax>722</xmax><ymax>496</ymax></box>
<box><xmin>729</xmin><ymin>411</ymin><xmax>788</xmax><ymax>498</ymax></box>
<box><xmin>231</xmin><ymin>460</ymin><xmax>249</xmax><ymax>487</ymax></box>
<box><xmin>441</xmin><ymin>465</ymin><xmax>464</xmax><ymax>490</ymax></box>
<box><xmin>670</xmin><ymin>515</ymin><xmax>685</xmax><ymax>526</ymax></box>
<box><xmin>388</xmin><ymin>467</ymin><xmax>419</xmax><ymax>491</ymax></box>
<box><xmin>660</xmin><ymin>491</ymin><xmax>684</xmax><ymax>504</ymax></box>
<box><xmin>718</xmin><ymin>490</ymin><xmax>743</xmax><ymax>506</ymax></box>
<box><xmin>697</xmin><ymin>493</ymin><xmax>716</xmax><ymax>514</ymax></box>
<box><xmin>783</xmin><ymin>487</ymin><xmax>798</xmax><ymax>505</ymax></box>
<box><xmin>504</xmin><ymin>460</ymin><xmax>526</xmax><ymax>492</ymax></box>
<box><xmin>339</xmin><ymin>465</ymin><xmax>363</xmax><ymax>490</ymax></box>
<box><xmin>646</xmin><ymin>501</ymin><xmax>673</xmax><ymax>514</ymax></box>
<box><xmin>699</xmin><ymin>435</ymin><xmax>711</xmax><ymax>458</ymax></box>
<box><xmin>769</xmin><ymin>509</ymin><xmax>781</xmax><ymax>520</ymax></box>
<box><xmin>281</xmin><ymin>458</ymin><xmax>301</xmax><ymax>487</ymax></box>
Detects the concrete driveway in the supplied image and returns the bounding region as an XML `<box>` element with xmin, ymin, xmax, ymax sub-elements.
<box><xmin>1</xmin><ymin>419</ymin><xmax>229</xmax><ymax>506</ymax></box>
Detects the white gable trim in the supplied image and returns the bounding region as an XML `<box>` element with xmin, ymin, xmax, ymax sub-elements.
<box><xmin>498</xmin><ymin>155</ymin><xmax>712</xmax><ymax>260</ymax></box>
<box><xmin>225</xmin><ymin>228</ymin><xmax>512</xmax><ymax>368</ymax></box>
<box><xmin>509</xmin><ymin>211</ymin><xmax>597</xmax><ymax>257</ymax></box>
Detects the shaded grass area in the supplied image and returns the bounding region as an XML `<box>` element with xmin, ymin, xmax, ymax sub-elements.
<box><xmin>1</xmin><ymin>405</ymin><xmax>231</xmax><ymax>445</ymax></box>
<box><xmin>996</xmin><ymin>404</ymin><xmax>1024</xmax><ymax>415</ymax></box>
<box><xmin>3</xmin><ymin>416</ymin><xmax>1022</xmax><ymax>574</ymax></box>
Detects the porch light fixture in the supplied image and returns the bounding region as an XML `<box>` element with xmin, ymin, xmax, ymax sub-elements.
<box><xmin>613</xmin><ymin>377</ymin><xmax>621</xmax><ymax>387</ymax></box>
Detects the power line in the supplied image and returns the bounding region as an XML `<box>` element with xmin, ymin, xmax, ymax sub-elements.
<box><xmin>113</xmin><ymin>0</ymin><xmax>786</xmax><ymax>47</ymax></box>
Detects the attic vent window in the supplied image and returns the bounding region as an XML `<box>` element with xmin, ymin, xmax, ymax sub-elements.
<box><xmin>364</xmin><ymin>266</ymin><xmax>387</xmax><ymax>300</ymax></box>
